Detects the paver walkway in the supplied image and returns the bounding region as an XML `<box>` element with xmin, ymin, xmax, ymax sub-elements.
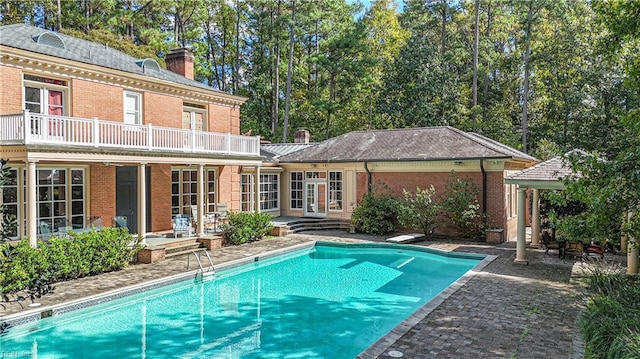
<box><xmin>1</xmin><ymin>231</ymin><xmax>596</xmax><ymax>358</ymax></box>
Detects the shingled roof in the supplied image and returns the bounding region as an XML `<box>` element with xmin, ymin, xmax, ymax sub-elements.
<box><xmin>277</xmin><ymin>126</ymin><xmax>537</xmax><ymax>163</ymax></box>
<box><xmin>0</xmin><ymin>24</ymin><xmax>238</xmax><ymax>98</ymax></box>
<box><xmin>505</xmin><ymin>150</ymin><xmax>585</xmax><ymax>189</ymax></box>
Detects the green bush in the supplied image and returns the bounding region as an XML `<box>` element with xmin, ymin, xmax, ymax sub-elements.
<box><xmin>0</xmin><ymin>227</ymin><xmax>140</xmax><ymax>294</ymax></box>
<box><xmin>440</xmin><ymin>172</ymin><xmax>486</xmax><ymax>238</ymax></box>
<box><xmin>397</xmin><ymin>186</ymin><xmax>439</xmax><ymax>235</ymax></box>
<box><xmin>221</xmin><ymin>212</ymin><xmax>274</xmax><ymax>245</ymax></box>
<box><xmin>580</xmin><ymin>271</ymin><xmax>640</xmax><ymax>359</ymax></box>
<box><xmin>351</xmin><ymin>192</ymin><xmax>399</xmax><ymax>235</ymax></box>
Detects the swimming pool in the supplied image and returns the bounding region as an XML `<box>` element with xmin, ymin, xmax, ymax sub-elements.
<box><xmin>1</xmin><ymin>243</ymin><xmax>486</xmax><ymax>358</ymax></box>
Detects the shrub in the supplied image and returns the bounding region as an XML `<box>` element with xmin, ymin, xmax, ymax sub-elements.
<box><xmin>221</xmin><ymin>212</ymin><xmax>274</xmax><ymax>245</ymax></box>
<box><xmin>0</xmin><ymin>228</ymin><xmax>140</xmax><ymax>294</ymax></box>
<box><xmin>440</xmin><ymin>172</ymin><xmax>485</xmax><ymax>238</ymax></box>
<box><xmin>580</xmin><ymin>270</ymin><xmax>640</xmax><ymax>359</ymax></box>
<box><xmin>397</xmin><ymin>186</ymin><xmax>439</xmax><ymax>235</ymax></box>
<box><xmin>351</xmin><ymin>192</ymin><xmax>399</xmax><ymax>235</ymax></box>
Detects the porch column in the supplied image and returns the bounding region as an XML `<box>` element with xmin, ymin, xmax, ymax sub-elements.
<box><xmin>196</xmin><ymin>164</ymin><xmax>205</xmax><ymax>236</ymax></box>
<box><xmin>254</xmin><ymin>166</ymin><xmax>261</xmax><ymax>213</ymax></box>
<box><xmin>137</xmin><ymin>163</ymin><xmax>147</xmax><ymax>246</ymax></box>
<box><xmin>514</xmin><ymin>187</ymin><xmax>528</xmax><ymax>264</ymax></box>
<box><xmin>26</xmin><ymin>160</ymin><xmax>38</xmax><ymax>248</ymax></box>
<box><xmin>531</xmin><ymin>188</ymin><xmax>541</xmax><ymax>248</ymax></box>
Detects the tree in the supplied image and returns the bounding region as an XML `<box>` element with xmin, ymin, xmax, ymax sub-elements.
<box><xmin>397</xmin><ymin>186</ymin><xmax>439</xmax><ymax>235</ymax></box>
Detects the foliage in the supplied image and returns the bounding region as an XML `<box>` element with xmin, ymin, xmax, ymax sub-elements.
<box><xmin>397</xmin><ymin>186</ymin><xmax>439</xmax><ymax>235</ymax></box>
<box><xmin>439</xmin><ymin>172</ymin><xmax>485</xmax><ymax>239</ymax></box>
<box><xmin>351</xmin><ymin>192</ymin><xmax>399</xmax><ymax>235</ymax></box>
<box><xmin>580</xmin><ymin>271</ymin><xmax>640</xmax><ymax>359</ymax></box>
<box><xmin>220</xmin><ymin>212</ymin><xmax>274</xmax><ymax>246</ymax></box>
<box><xmin>0</xmin><ymin>228</ymin><xmax>140</xmax><ymax>294</ymax></box>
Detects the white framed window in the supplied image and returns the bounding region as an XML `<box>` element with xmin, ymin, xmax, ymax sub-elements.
<box><xmin>290</xmin><ymin>172</ymin><xmax>303</xmax><ymax>209</ymax></box>
<box><xmin>260</xmin><ymin>174</ymin><xmax>279</xmax><ymax>211</ymax></box>
<box><xmin>183</xmin><ymin>103</ymin><xmax>206</xmax><ymax>131</ymax></box>
<box><xmin>506</xmin><ymin>184</ymin><xmax>517</xmax><ymax>218</ymax></box>
<box><xmin>329</xmin><ymin>171</ymin><xmax>343</xmax><ymax>211</ymax></box>
<box><xmin>171</xmin><ymin>168</ymin><xmax>216</xmax><ymax>217</ymax></box>
<box><xmin>1</xmin><ymin>168</ymin><xmax>19</xmax><ymax>238</ymax></box>
<box><xmin>124</xmin><ymin>91</ymin><xmax>142</xmax><ymax>125</ymax></box>
<box><xmin>36</xmin><ymin>168</ymin><xmax>85</xmax><ymax>234</ymax></box>
<box><xmin>241</xmin><ymin>174</ymin><xmax>255</xmax><ymax>212</ymax></box>
<box><xmin>23</xmin><ymin>75</ymin><xmax>67</xmax><ymax>116</ymax></box>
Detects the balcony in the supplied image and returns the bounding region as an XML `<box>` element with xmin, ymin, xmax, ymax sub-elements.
<box><xmin>0</xmin><ymin>111</ymin><xmax>260</xmax><ymax>157</ymax></box>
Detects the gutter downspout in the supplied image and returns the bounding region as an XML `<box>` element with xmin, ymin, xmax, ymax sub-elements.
<box><xmin>480</xmin><ymin>159</ymin><xmax>487</xmax><ymax>224</ymax></box>
<box><xmin>364</xmin><ymin>161</ymin><xmax>372</xmax><ymax>193</ymax></box>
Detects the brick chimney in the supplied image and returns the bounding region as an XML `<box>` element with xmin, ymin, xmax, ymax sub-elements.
<box><xmin>294</xmin><ymin>128</ymin><xmax>310</xmax><ymax>144</ymax></box>
<box><xmin>165</xmin><ymin>48</ymin><xmax>194</xmax><ymax>80</ymax></box>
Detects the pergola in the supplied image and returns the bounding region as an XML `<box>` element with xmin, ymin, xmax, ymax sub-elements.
<box><xmin>505</xmin><ymin>152</ymin><xmax>639</xmax><ymax>274</ymax></box>
<box><xmin>505</xmin><ymin>154</ymin><xmax>572</xmax><ymax>264</ymax></box>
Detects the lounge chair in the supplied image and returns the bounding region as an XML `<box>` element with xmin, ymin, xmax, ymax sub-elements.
<box><xmin>215</xmin><ymin>203</ymin><xmax>228</xmax><ymax>226</ymax></box>
<box><xmin>39</xmin><ymin>220</ymin><xmax>52</xmax><ymax>240</ymax></box>
<box><xmin>542</xmin><ymin>231</ymin><xmax>565</xmax><ymax>259</ymax></box>
<box><xmin>113</xmin><ymin>216</ymin><xmax>127</xmax><ymax>229</ymax></box>
<box><xmin>173</xmin><ymin>214</ymin><xmax>192</xmax><ymax>238</ymax></box>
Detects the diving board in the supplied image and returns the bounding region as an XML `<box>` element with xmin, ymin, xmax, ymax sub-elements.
<box><xmin>386</xmin><ymin>233</ymin><xmax>425</xmax><ymax>243</ymax></box>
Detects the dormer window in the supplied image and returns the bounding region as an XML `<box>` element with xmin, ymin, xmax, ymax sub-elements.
<box><xmin>32</xmin><ymin>31</ymin><xmax>66</xmax><ymax>50</ymax></box>
<box><xmin>135</xmin><ymin>58</ymin><xmax>161</xmax><ymax>73</ymax></box>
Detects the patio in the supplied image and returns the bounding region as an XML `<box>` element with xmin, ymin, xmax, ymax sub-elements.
<box><xmin>0</xmin><ymin>231</ymin><xmax>594</xmax><ymax>358</ymax></box>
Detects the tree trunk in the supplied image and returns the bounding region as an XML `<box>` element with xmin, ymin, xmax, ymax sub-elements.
<box><xmin>234</xmin><ymin>0</ymin><xmax>241</xmax><ymax>95</ymax></box>
<box><xmin>56</xmin><ymin>0</ymin><xmax>62</xmax><ymax>30</ymax></box>
<box><xmin>472</xmin><ymin>0</ymin><xmax>480</xmax><ymax>124</ymax></box>
<box><xmin>522</xmin><ymin>2</ymin><xmax>534</xmax><ymax>153</ymax></box>
<box><xmin>271</xmin><ymin>1</ymin><xmax>281</xmax><ymax>136</ymax></box>
<box><xmin>325</xmin><ymin>74</ymin><xmax>336</xmax><ymax>140</ymax></box>
<box><xmin>282</xmin><ymin>0</ymin><xmax>296</xmax><ymax>143</ymax></box>
<box><xmin>482</xmin><ymin>1</ymin><xmax>492</xmax><ymax>125</ymax></box>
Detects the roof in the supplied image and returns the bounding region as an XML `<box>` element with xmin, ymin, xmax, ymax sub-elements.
<box><xmin>277</xmin><ymin>126</ymin><xmax>537</xmax><ymax>163</ymax></box>
<box><xmin>0</xmin><ymin>23</ymin><xmax>241</xmax><ymax>99</ymax></box>
<box><xmin>261</xmin><ymin>143</ymin><xmax>315</xmax><ymax>159</ymax></box>
<box><xmin>505</xmin><ymin>150</ymin><xmax>586</xmax><ymax>189</ymax></box>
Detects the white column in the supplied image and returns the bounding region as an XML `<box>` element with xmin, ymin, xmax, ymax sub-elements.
<box><xmin>27</xmin><ymin>160</ymin><xmax>38</xmax><ymax>247</ymax></box>
<box><xmin>514</xmin><ymin>187</ymin><xmax>528</xmax><ymax>264</ymax></box>
<box><xmin>254</xmin><ymin>167</ymin><xmax>261</xmax><ymax>213</ymax></box>
<box><xmin>531</xmin><ymin>188</ymin><xmax>541</xmax><ymax>248</ymax></box>
<box><xmin>137</xmin><ymin>163</ymin><xmax>147</xmax><ymax>246</ymax></box>
<box><xmin>196</xmin><ymin>164</ymin><xmax>205</xmax><ymax>236</ymax></box>
<box><xmin>628</xmin><ymin>212</ymin><xmax>638</xmax><ymax>274</ymax></box>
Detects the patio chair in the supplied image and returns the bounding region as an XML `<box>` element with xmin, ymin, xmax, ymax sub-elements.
<box><xmin>113</xmin><ymin>216</ymin><xmax>127</xmax><ymax>229</ymax></box>
<box><xmin>215</xmin><ymin>203</ymin><xmax>229</xmax><ymax>228</ymax></box>
<box><xmin>39</xmin><ymin>221</ymin><xmax>52</xmax><ymax>240</ymax></box>
<box><xmin>173</xmin><ymin>214</ymin><xmax>192</xmax><ymax>238</ymax></box>
<box><xmin>542</xmin><ymin>231</ymin><xmax>565</xmax><ymax>259</ymax></box>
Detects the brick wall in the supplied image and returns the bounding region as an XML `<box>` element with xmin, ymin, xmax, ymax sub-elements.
<box><xmin>217</xmin><ymin>165</ymin><xmax>241</xmax><ymax>212</ymax></box>
<box><xmin>89</xmin><ymin>163</ymin><xmax>116</xmax><ymax>223</ymax></box>
<box><xmin>144</xmin><ymin>93</ymin><xmax>182</xmax><ymax>127</ymax></box>
<box><xmin>150</xmin><ymin>164</ymin><xmax>172</xmax><ymax>231</ymax></box>
<box><xmin>71</xmin><ymin>79</ymin><xmax>122</xmax><ymax>120</ymax></box>
<box><xmin>0</xmin><ymin>65</ymin><xmax>23</xmax><ymax>113</ymax></box>
<box><xmin>355</xmin><ymin>170</ymin><xmax>509</xmax><ymax>237</ymax></box>
<box><xmin>208</xmin><ymin>104</ymin><xmax>240</xmax><ymax>134</ymax></box>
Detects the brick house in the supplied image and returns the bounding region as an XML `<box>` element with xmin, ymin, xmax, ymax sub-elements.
<box><xmin>0</xmin><ymin>24</ymin><xmax>261</xmax><ymax>245</ymax></box>
<box><xmin>271</xmin><ymin>127</ymin><xmax>538</xmax><ymax>240</ymax></box>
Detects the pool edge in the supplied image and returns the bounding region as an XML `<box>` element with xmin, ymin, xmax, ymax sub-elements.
<box><xmin>357</xmin><ymin>253</ymin><xmax>498</xmax><ymax>359</ymax></box>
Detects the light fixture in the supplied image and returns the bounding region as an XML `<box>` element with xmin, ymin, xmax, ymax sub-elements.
<box><xmin>104</xmin><ymin>162</ymin><xmax>110</xmax><ymax>167</ymax></box>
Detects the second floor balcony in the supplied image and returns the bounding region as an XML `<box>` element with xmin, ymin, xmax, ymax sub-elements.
<box><xmin>0</xmin><ymin>111</ymin><xmax>261</xmax><ymax>157</ymax></box>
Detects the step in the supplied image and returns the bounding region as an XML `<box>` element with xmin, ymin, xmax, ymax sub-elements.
<box><xmin>165</xmin><ymin>242</ymin><xmax>204</xmax><ymax>256</ymax></box>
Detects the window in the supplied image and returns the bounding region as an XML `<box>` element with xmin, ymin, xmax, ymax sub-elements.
<box><xmin>506</xmin><ymin>184</ymin><xmax>517</xmax><ymax>218</ymax></box>
<box><xmin>241</xmin><ymin>174</ymin><xmax>254</xmax><ymax>212</ymax></box>
<box><xmin>1</xmin><ymin>169</ymin><xmax>18</xmax><ymax>237</ymax></box>
<box><xmin>36</xmin><ymin>168</ymin><xmax>85</xmax><ymax>233</ymax></box>
<box><xmin>24</xmin><ymin>75</ymin><xmax>67</xmax><ymax>116</ymax></box>
<box><xmin>124</xmin><ymin>91</ymin><xmax>142</xmax><ymax>125</ymax></box>
<box><xmin>171</xmin><ymin>168</ymin><xmax>216</xmax><ymax>217</ymax></box>
<box><xmin>290</xmin><ymin>172</ymin><xmax>303</xmax><ymax>209</ymax></box>
<box><xmin>183</xmin><ymin>103</ymin><xmax>206</xmax><ymax>131</ymax></box>
<box><xmin>259</xmin><ymin>174</ymin><xmax>279</xmax><ymax>211</ymax></box>
<box><xmin>329</xmin><ymin>171</ymin><xmax>343</xmax><ymax>211</ymax></box>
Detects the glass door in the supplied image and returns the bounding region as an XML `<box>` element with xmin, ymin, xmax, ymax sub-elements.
<box><xmin>304</xmin><ymin>182</ymin><xmax>327</xmax><ymax>217</ymax></box>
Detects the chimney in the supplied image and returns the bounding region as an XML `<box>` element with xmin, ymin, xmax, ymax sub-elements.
<box><xmin>294</xmin><ymin>128</ymin><xmax>310</xmax><ymax>144</ymax></box>
<box><xmin>165</xmin><ymin>48</ymin><xmax>194</xmax><ymax>80</ymax></box>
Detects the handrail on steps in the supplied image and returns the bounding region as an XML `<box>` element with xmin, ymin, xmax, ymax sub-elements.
<box><xmin>187</xmin><ymin>249</ymin><xmax>215</xmax><ymax>276</ymax></box>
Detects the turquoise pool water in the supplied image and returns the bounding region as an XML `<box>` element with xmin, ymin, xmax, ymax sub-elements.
<box><xmin>1</xmin><ymin>243</ymin><xmax>483</xmax><ymax>358</ymax></box>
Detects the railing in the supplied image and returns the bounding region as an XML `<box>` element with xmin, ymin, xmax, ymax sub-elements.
<box><xmin>0</xmin><ymin>110</ymin><xmax>261</xmax><ymax>156</ymax></box>
<box><xmin>187</xmin><ymin>249</ymin><xmax>215</xmax><ymax>277</ymax></box>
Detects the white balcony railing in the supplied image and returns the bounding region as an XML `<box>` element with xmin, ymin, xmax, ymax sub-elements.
<box><xmin>0</xmin><ymin>111</ymin><xmax>261</xmax><ymax>157</ymax></box>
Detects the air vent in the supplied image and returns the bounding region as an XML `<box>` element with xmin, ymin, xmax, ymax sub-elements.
<box><xmin>135</xmin><ymin>58</ymin><xmax>161</xmax><ymax>73</ymax></box>
<box><xmin>32</xmin><ymin>32</ymin><xmax>66</xmax><ymax>50</ymax></box>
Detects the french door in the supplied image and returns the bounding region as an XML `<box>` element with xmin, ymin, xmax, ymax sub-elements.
<box><xmin>304</xmin><ymin>182</ymin><xmax>326</xmax><ymax>217</ymax></box>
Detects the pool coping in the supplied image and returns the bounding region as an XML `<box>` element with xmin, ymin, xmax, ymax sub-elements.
<box><xmin>2</xmin><ymin>240</ymin><xmax>495</xmax><ymax>359</ymax></box>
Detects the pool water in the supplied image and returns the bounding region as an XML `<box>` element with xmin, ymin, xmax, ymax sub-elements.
<box><xmin>1</xmin><ymin>244</ymin><xmax>483</xmax><ymax>358</ymax></box>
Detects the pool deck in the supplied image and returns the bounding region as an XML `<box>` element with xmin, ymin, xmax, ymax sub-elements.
<box><xmin>1</xmin><ymin>231</ymin><xmax>609</xmax><ymax>358</ymax></box>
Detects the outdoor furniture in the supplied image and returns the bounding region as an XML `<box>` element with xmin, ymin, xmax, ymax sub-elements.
<box><xmin>113</xmin><ymin>216</ymin><xmax>127</xmax><ymax>229</ymax></box>
<box><xmin>215</xmin><ymin>203</ymin><xmax>228</xmax><ymax>226</ymax></box>
<box><xmin>39</xmin><ymin>221</ymin><xmax>52</xmax><ymax>240</ymax></box>
<box><xmin>173</xmin><ymin>214</ymin><xmax>192</xmax><ymax>237</ymax></box>
<box><xmin>542</xmin><ymin>231</ymin><xmax>565</xmax><ymax>259</ymax></box>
